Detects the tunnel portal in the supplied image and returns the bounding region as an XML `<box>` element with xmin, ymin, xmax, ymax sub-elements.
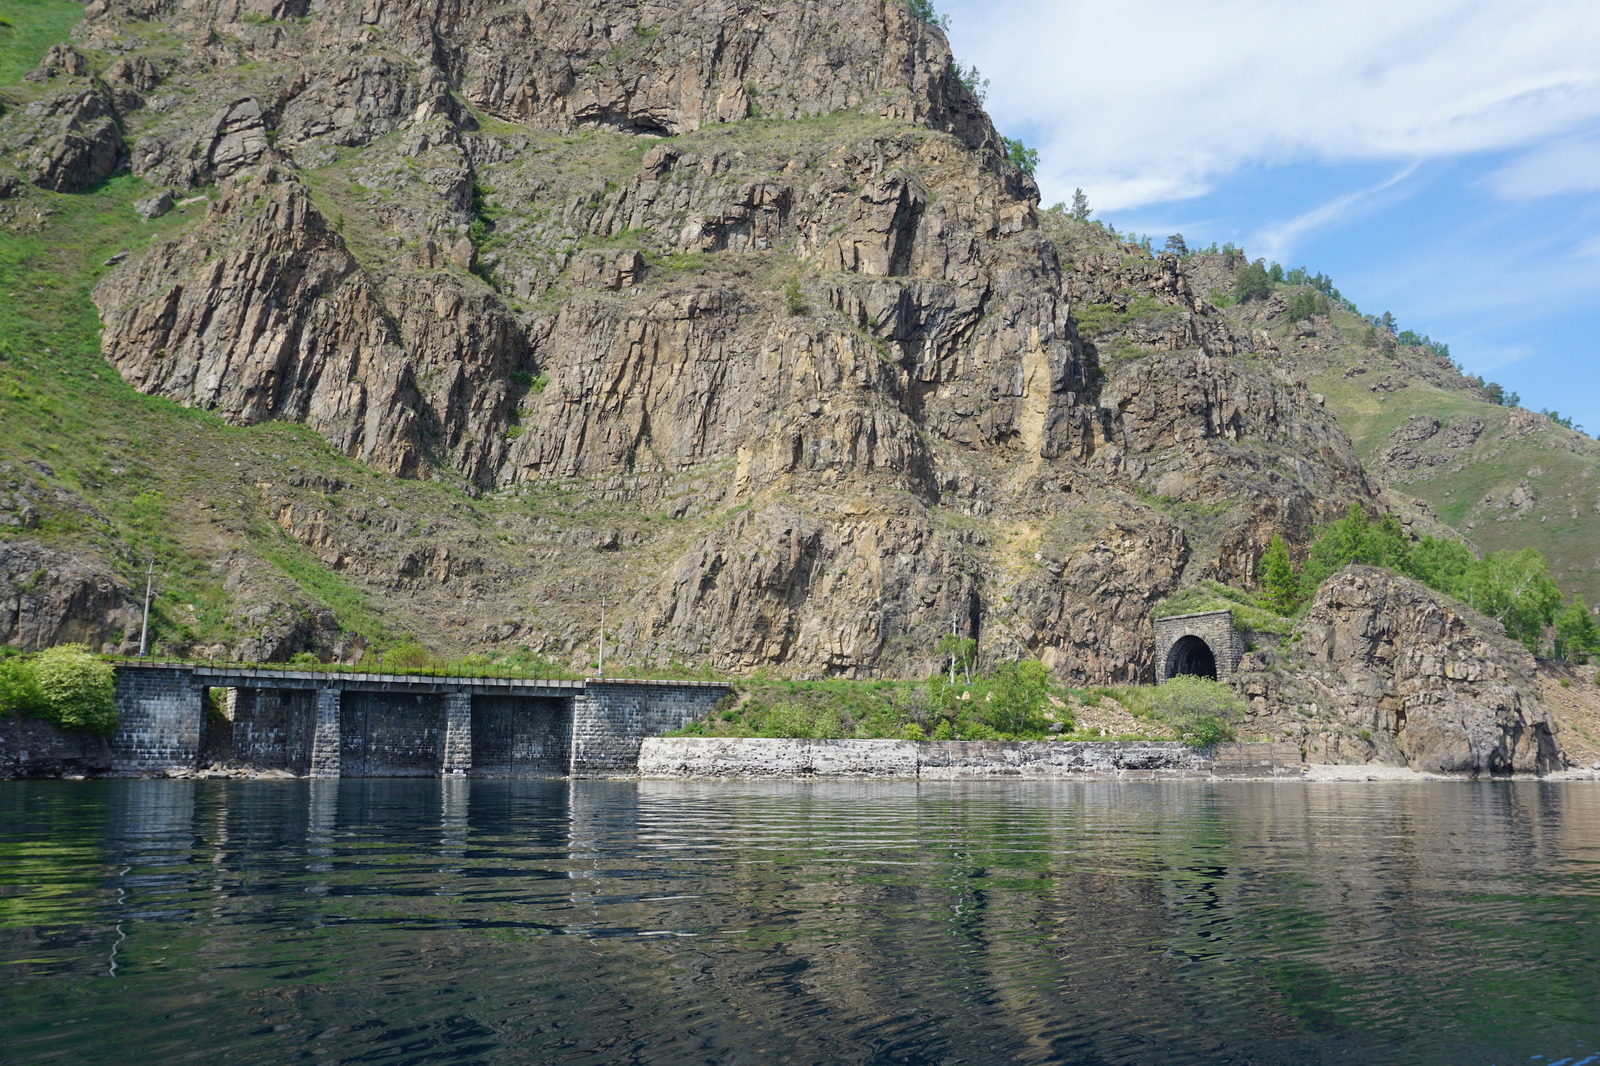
<box><xmin>1151</xmin><ymin>609</ymin><xmax>1246</xmax><ymax>683</ymax></box>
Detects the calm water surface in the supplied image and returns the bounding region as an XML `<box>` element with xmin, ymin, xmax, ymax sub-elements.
<box><xmin>3</xmin><ymin>779</ymin><xmax>1600</xmax><ymax>1065</ymax></box>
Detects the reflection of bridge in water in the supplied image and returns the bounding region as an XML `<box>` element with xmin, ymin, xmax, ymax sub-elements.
<box><xmin>110</xmin><ymin>662</ymin><xmax>729</xmax><ymax>778</ymax></box>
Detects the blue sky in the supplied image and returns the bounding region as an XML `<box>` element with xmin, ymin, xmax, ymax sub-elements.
<box><xmin>938</xmin><ymin>0</ymin><xmax>1600</xmax><ymax>432</ymax></box>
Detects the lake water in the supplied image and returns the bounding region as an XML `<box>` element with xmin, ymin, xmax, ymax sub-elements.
<box><xmin>3</xmin><ymin>779</ymin><xmax>1599</xmax><ymax>1065</ymax></box>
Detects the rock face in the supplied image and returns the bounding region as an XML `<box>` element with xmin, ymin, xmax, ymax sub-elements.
<box><xmin>0</xmin><ymin>716</ymin><xmax>113</xmax><ymax>779</ymax></box>
<box><xmin>51</xmin><ymin>0</ymin><xmax>1392</xmax><ymax>679</ymax></box>
<box><xmin>0</xmin><ymin>45</ymin><xmax>127</xmax><ymax>192</ymax></box>
<box><xmin>1234</xmin><ymin>566</ymin><xmax>1561</xmax><ymax>774</ymax></box>
<box><xmin>0</xmin><ymin>542</ymin><xmax>142</xmax><ymax>654</ymax></box>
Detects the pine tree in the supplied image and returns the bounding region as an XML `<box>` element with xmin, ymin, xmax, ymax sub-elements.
<box><xmin>1068</xmin><ymin>187</ymin><xmax>1091</xmax><ymax>222</ymax></box>
<box><xmin>1233</xmin><ymin>259</ymin><xmax>1271</xmax><ymax>302</ymax></box>
<box><xmin>1259</xmin><ymin>534</ymin><xmax>1300</xmax><ymax>614</ymax></box>
<box><xmin>1164</xmin><ymin>233</ymin><xmax>1188</xmax><ymax>256</ymax></box>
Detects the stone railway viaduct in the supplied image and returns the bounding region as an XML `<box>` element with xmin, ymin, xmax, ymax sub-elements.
<box><xmin>106</xmin><ymin>610</ymin><xmax>1244</xmax><ymax>778</ymax></box>
<box><xmin>111</xmin><ymin>663</ymin><xmax>730</xmax><ymax>778</ymax></box>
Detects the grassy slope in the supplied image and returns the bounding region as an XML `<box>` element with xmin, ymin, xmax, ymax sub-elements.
<box><xmin>1310</xmin><ymin>347</ymin><xmax>1598</xmax><ymax>606</ymax></box>
<box><xmin>0</xmin><ymin>0</ymin><xmax>82</xmax><ymax>84</ymax></box>
<box><xmin>1193</xmin><ymin>267</ymin><xmax>1600</xmax><ymax>606</ymax></box>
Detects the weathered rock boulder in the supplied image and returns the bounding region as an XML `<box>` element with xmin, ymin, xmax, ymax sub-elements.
<box><xmin>1235</xmin><ymin>565</ymin><xmax>1561</xmax><ymax>774</ymax></box>
<box><xmin>0</xmin><ymin>541</ymin><xmax>142</xmax><ymax>653</ymax></box>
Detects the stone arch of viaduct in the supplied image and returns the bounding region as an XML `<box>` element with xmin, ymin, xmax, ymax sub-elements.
<box><xmin>110</xmin><ymin>664</ymin><xmax>729</xmax><ymax>778</ymax></box>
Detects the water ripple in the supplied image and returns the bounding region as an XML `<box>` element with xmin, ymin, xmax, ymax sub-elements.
<box><xmin>3</xmin><ymin>779</ymin><xmax>1600</xmax><ymax>1064</ymax></box>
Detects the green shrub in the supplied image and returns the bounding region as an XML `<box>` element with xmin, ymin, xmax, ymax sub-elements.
<box><xmin>1148</xmin><ymin>676</ymin><xmax>1242</xmax><ymax>747</ymax></box>
<box><xmin>761</xmin><ymin>701</ymin><xmax>845</xmax><ymax>739</ymax></box>
<box><xmin>0</xmin><ymin>657</ymin><xmax>45</xmax><ymax>719</ymax></box>
<box><xmin>784</xmin><ymin>277</ymin><xmax>807</xmax><ymax>316</ymax></box>
<box><xmin>1003</xmin><ymin>137</ymin><xmax>1038</xmax><ymax>175</ymax></box>
<box><xmin>980</xmin><ymin>659</ymin><xmax>1050</xmax><ymax>737</ymax></box>
<box><xmin>377</xmin><ymin>640</ymin><xmax>441</xmax><ymax>671</ymax></box>
<box><xmin>30</xmin><ymin>645</ymin><xmax>117</xmax><ymax>736</ymax></box>
<box><xmin>1284</xmin><ymin>290</ymin><xmax>1325</xmax><ymax>321</ymax></box>
<box><xmin>1258</xmin><ymin>533</ymin><xmax>1300</xmax><ymax>614</ymax></box>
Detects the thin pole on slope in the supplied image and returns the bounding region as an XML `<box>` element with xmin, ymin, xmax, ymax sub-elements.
<box><xmin>949</xmin><ymin>613</ymin><xmax>957</xmax><ymax>686</ymax></box>
<box><xmin>138</xmin><ymin>561</ymin><xmax>155</xmax><ymax>658</ymax></box>
<box><xmin>598</xmin><ymin>594</ymin><xmax>606</xmax><ymax>680</ymax></box>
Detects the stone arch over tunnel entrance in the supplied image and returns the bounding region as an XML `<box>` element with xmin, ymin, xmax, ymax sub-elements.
<box><xmin>1151</xmin><ymin>609</ymin><xmax>1247</xmax><ymax>683</ymax></box>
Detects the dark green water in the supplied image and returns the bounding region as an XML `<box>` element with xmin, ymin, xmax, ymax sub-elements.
<box><xmin>3</xmin><ymin>780</ymin><xmax>1599</xmax><ymax>1065</ymax></box>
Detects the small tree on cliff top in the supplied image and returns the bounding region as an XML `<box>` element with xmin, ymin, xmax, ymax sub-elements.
<box><xmin>901</xmin><ymin>0</ymin><xmax>949</xmax><ymax>29</ymax></box>
<box><xmin>1259</xmin><ymin>534</ymin><xmax>1301</xmax><ymax>615</ymax></box>
<box><xmin>1233</xmin><ymin>258</ymin><xmax>1271</xmax><ymax>302</ymax></box>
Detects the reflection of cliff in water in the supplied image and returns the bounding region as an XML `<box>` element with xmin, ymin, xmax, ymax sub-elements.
<box><xmin>4</xmin><ymin>780</ymin><xmax>1599</xmax><ymax>1065</ymax></box>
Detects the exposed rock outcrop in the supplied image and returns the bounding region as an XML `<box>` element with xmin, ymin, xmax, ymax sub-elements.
<box><xmin>0</xmin><ymin>541</ymin><xmax>141</xmax><ymax>653</ymax></box>
<box><xmin>1234</xmin><ymin>566</ymin><xmax>1561</xmax><ymax>774</ymax></box>
<box><xmin>64</xmin><ymin>0</ymin><xmax>1387</xmax><ymax>678</ymax></box>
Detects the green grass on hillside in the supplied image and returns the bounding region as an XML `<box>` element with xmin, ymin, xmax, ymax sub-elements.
<box><xmin>0</xmin><ymin>176</ymin><xmax>402</xmax><ymax>648</ymax></box>
<box><xmin>0</xmin><ymin>0</ymin><xmax>82</xmax><ymax>85</ymax></box>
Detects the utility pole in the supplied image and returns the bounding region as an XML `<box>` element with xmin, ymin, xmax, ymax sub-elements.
<box><xmin>949</xmin><ymin>613</ymin><xmax>958</xmax><ymax>685</ymax></box>
<box><xmin>138</xmin><ymin>561</ymin><xmax>155</xmax><ymax>658</ymax></box>
<box><xmin>597</xmin><ymin>594</ymin><xmax>606</xmax><ymax>679</ymax></box>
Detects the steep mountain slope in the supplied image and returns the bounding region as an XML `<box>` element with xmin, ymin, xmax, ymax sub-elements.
<box><xmin>0</xmin><ymin>0</ymin><xmax>1394</xmax><ymax>684</ymax></box>
<box><xmin>1195</xmin><ymin>256</ymin><xmax>1600</xmax><ymax>606</ymax></box>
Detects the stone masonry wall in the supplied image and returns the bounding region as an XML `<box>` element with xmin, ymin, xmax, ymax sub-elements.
<box><xmin>471</xmin><ymin>695</ymin><xmax>571</xmax><ymax>776</ymax></box>
<box><xmin>339</xmin><ymin>690</ymin><xmax>445</xmax><ymax>777</ymax></box>
<box><xmin>112</xmin><ymin>667</ymin><xmax>204</xmax><ymax>772</ymax></box>
<box><xmin>1153</xmin><ymin>609</ymin><xmax>1247</xmax><ymax>681</ymax></box>
<box><xmin>0</xmin><ymin>715</ymin><xmax>114</xmax><ymax>778</ymax></box>
<box><xmin>231</xmin><ymin>687</ymin><xmax>316</xmax><ymax>774</ymax></box>
<box><xmin>637</xmin><ymin>738</ymin><xmax>1304</xmax><ymax>779</ymax></box>
<box><xmin>571</xmin><ymin>682</ymin><xmax>732</xmax><ymax>776</ymax></box>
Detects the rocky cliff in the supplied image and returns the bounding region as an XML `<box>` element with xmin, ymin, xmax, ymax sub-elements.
<box><xmin>0</xmin><ymin>0</ymin><xmax>1376</xmax><ymax>680</ymax></box>
<box><xmin>0</xmin><ymin>0</ymin><xmax>1586</xmax><ymax>773</ymax></box>
<box><xmin>1235</xmin><ymin>566</ymin><xmax>1561</xmax><ymax>774</ymax></box>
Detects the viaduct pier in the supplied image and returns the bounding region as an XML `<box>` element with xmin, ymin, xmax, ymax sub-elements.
<box><xmin>111</xmin><ymin>662</ymin><xmax>730</xmax><ymax>778</ymax></box>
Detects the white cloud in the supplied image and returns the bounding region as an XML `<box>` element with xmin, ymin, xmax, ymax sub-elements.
<box><xmin>1249</xmin><ymin>163</ymin><xmax>1419</xmax><ymax>263</ymax></box>
<box><xmin>938</xmin><ymin>0</ymin><xmax>1600</xmax><ymax>209</ymax></box>
<box><xmin>1487</xmin><ymin>137</ymin><xmax>1600</xmax><ymax>198</ymax></box>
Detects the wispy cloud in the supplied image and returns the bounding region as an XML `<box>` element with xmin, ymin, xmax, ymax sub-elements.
<box><xmin>1250</xmin><ymin>164</ymin><xmax>1421</xmax><ymax>263</ymax></box>
<box><xmin>1486</xmin><ymin>137</ymin><xmax>1600</xmax><ymax>198</ymax></box>
<box><xmin>939</xmin><ymin>0</ymin><xmax>1600</xmax><ymax>209</ymax></box>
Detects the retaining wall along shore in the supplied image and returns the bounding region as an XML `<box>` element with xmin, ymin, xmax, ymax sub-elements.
<box><xmin>637</xmin><ymin>738</ymin><xmax>1304</xmax><ymax>779</ymax></box>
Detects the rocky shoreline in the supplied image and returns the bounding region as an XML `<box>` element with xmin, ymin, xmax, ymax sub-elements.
<box><xmin>8</xmin><ymin>716</ymin><xmax>1596</xmax><ymax>781</ymax></box>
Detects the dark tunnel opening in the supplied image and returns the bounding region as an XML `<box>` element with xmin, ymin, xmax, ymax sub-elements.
<box><xmin>1164</xmin><ymin>635</ymin><xmax>1218</xmax><ymax>681</ymax></box>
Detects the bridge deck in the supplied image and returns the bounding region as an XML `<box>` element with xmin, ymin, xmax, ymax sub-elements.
<box><xmin>109</xmin><ymin>660</ymin><xmax>727</xmax><ymax>694</ymax></box>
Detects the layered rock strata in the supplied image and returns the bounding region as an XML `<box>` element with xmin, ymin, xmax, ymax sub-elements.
<box><xmin>49</xmin><ymin>0</ymin><xmax>1392</xmax><ymax>681</ymax></box>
